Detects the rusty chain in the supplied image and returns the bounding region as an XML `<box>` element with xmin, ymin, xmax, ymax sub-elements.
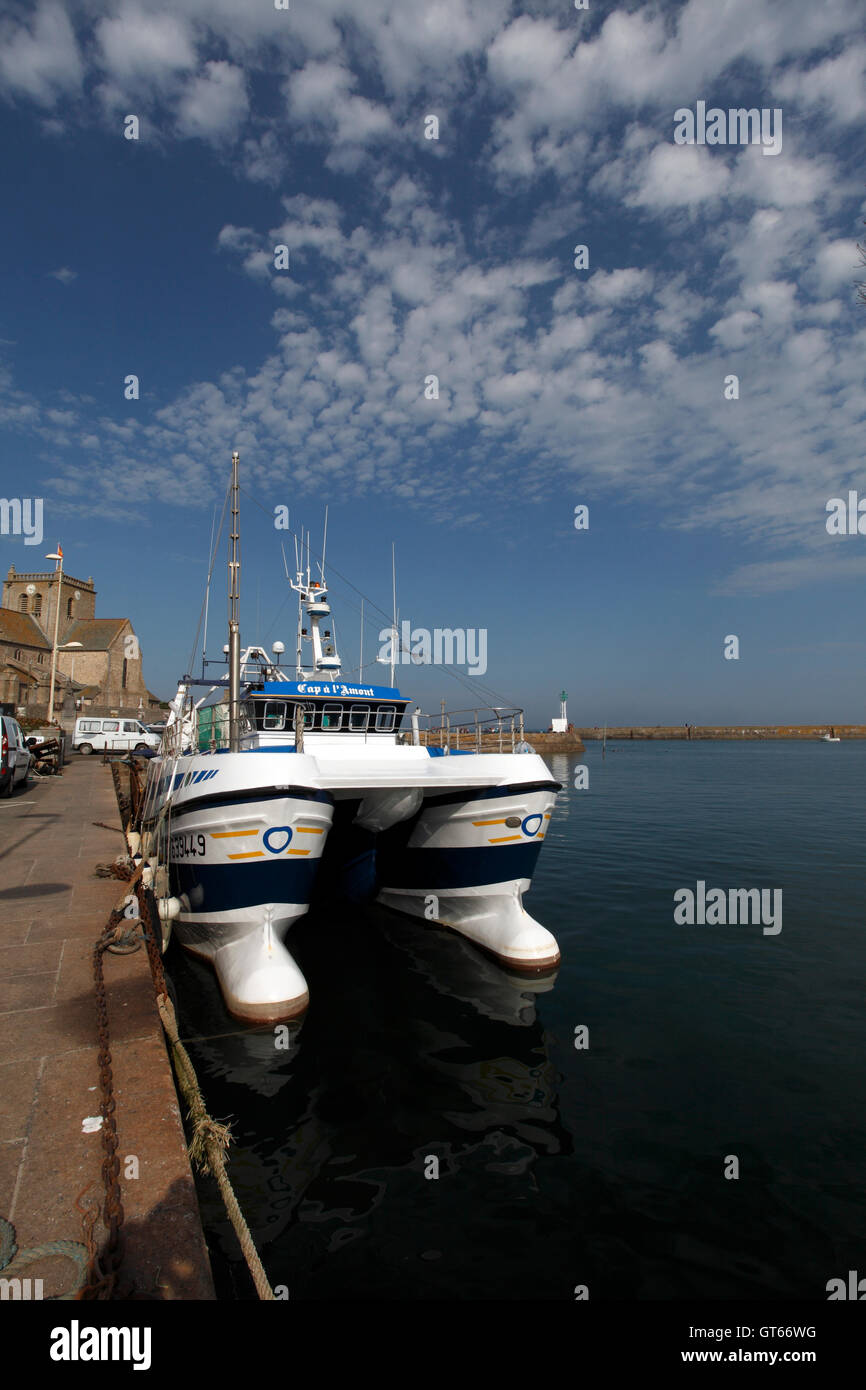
<box><xmin>79</xmin><ymin>761</ymin><xmax>145</xmax><ymax>1300</ymax></box>
<box><xmin>79</xmin><ymin>905</ymin><xmax>134</xmax><ymax>1299</ymax></box>
<box><xmin>79</xmin><ymin>757</ymin><xmax>165</xmax><ymax>1298</ymax></box>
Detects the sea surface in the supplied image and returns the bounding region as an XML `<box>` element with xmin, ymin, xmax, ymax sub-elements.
<box><xmin>169</xmin><ymin>740</ymin><xmax>866</xmax><ymax>1300</ymax></box>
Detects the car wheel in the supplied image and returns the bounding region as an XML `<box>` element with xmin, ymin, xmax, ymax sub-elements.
<box><xmin>78</xmin><ymin>743</ymin><xmax>93</xmax><ymax>756</ymax></box>
<box><xmin>134</xmin><ymin>743</ymin><xmax>149</xmax><ymax>751</ymax></box>
<box><xmin>1</xmin><ymin>773</ymin><xmax>13</xmax><ymax>799</ymax></box>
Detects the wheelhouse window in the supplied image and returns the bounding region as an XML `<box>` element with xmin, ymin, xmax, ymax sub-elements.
<box><xmin>375</xmin><ymin>706</ymin><xmax>396</xmax><ymax>732</ymax></box>
<box><xmin>349</xmin><ymin>705</ymin><xmax>369</xmax><ymax>730</ymax></box>
<box><xmin>262</xmin><ymin>701</ymin><xmax>287</xmax><ymax>731</ymax></box>
<box><xmin>320</xmin><ymin>704</ymin><xmax>342</xmax><ymax>730</ymax></box>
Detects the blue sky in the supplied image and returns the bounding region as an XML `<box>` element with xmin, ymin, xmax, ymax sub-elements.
<box><xmin>0</xmin><ymin>0</ymin><xmax>864</xmax><ymax>727</ymax></box>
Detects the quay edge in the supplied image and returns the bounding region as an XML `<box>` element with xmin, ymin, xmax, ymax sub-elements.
<box><xmin>0</xmin><ymin>757</ymin><xmax>215</xmax><ymax>1300</ymax></box>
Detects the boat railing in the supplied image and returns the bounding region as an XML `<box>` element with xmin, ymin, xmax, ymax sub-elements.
<box><xmin>410</xmin><ymin>706</ymin><xmax>526</xmax><ymax>753</ymax></box>
<box><xmin>159</xmin><ymin>700</ymin><xmax>234</xmax><ymax>758</ymax></box>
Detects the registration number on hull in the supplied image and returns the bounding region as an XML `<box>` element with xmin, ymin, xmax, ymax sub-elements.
<box><xmin>170</xmin><ymin>832</ymin><xmax>206</xmax><ymax>859</ymax></box>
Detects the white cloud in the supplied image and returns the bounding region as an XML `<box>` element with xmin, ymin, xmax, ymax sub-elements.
<box><xmin>48</xmin><ymin>267</ymin><xmax>77</xmax><ymax>285</ymax></box>
<box><xmin>96</xmin><ymin>6</ymin><xmax>196</xmax><ymax>84</ymax></box>
<box><xmin>286</xmin><ymin>59</ymin><xmax>392</xmax><ymax>156</ymax></box>
<box><xmin>587</xmin><ymin>268</ymin><xmax>654</xmax><ymax>306</ymax></box>
<box><xmin>776</xmin><ymin>45</ymin><xmax>866</xmax><ymax>124</ymax></box>
<box><xmin>241</xmin><ymin>130</ymin><xmax>288</xmax><ymax>185</ymax></box>
<box><xmin>730</xmin><ymin>147</ymin><xmax>841</xmax><ymax>210</ymax></box>
<box><xmin>487</xmin><ymin>17</ymin><xmax>571</xmax><ymax>88</ymax></box>
<box><xmin>742</xmin><ymin>280</ymin><xmax>797</xmax><ymax>326</ymax></box>
<box><xmin>177</xmin><ymin>62</ymin><xmax>248</xmax><ymax>142</ymax></box>
<box><xmin>628</xmin><ymin>144</ymin><xmax>732</xmax><ymax>210</ymax></box>
<box><xmin>0</xmin><ymin>1</ymin><xmax>83</xmax><ymax>105</ymax></box>
<box><xmin>814</xmin><ymin>238</ymin><xmax>860</xmax><ymax>294</ymax></box>
<box><xmin>709</xmin><ymin>310</ymin><xmax>761</xmax><ymax>349</ymax></box>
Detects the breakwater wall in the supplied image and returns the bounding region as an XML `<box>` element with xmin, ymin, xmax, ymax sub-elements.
<box><xmin>574</xmin><ymin>726</ymin><xmax>866</xmax><ymax>740</ymax></box>
<box><xmin>524</xmin><ymin>731</ymin><xmax>586</xmax><ymax>752</ymax></box>
<box><xmin>418</xmin><ymin>730</ymin><xmax>586</xmax><ymax>753</ymax></box>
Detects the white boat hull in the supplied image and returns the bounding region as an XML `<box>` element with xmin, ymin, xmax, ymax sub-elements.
<box><xmin>142</xmin><ymin>748</ymin><xmax>561</xmax><ymax>1019</ymax></box>
<box><xmin>180</xmin><ymin>911</ymin><xmax>311</xmax><ymax>1021</ymax></box>
<box><xmin>142</xmin><ymin>764</ymin><xmax>333</xmax><ymax>1021</ymax></box>
<box><xmin>376</xmin><ymin>782</ymin><xmax>560</xmax><ymax>971</ymax></box>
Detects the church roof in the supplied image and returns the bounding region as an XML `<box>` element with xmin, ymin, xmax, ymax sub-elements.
<box><xmin>0</xmin><ymin>608</ymin><xmax>50</xmax><ymax>648</ymax></box>
<box><xmin>63</xmin><ymin>618</ymin><xmax>128</xmax><ymax>651</ymax></box>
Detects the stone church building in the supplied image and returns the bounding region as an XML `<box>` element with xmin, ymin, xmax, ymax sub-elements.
<box><xmin>0</xmin><ymin>564</ymin><xmax>161</xmax><ymax>719</ymax></box>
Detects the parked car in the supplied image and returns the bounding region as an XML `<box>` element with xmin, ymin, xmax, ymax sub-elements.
<box><xmin>72</xmin><ymin>717</ymin><xmax>161</xmax><ymax>755</ymax></box>
<box><xmin>145</xmin><ymin>722</ymin><xmax>166</xmax><ymax>735</ymax></box>
<box><xmin>1</xmin><ymin>715</ymin><xmax>32</xmax><ymax>795</ymax></box>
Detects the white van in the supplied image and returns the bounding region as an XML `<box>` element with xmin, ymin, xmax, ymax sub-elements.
<box><xmin>73</xmin><ymin>717</ymin><xmax>161</xmax><ymax>754</ymax></box>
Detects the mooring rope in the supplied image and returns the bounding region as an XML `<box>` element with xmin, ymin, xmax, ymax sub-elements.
<box><xmin>154</xmin><ymin>993</ymin><xmax>275</xmax><ymax>1301</ymax></box>
<box><xmin>0</xmin><ymin>1215</ymin><xmax>89</xmax><ymax>1300</ymax></box>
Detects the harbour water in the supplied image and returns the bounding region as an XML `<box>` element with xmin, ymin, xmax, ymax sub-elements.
<box><xmin>170</xmin><ymin>740</ymin><xmax>866</xmax><ymax>1299</ymax></box>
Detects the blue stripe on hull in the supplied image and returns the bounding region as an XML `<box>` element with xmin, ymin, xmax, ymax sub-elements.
<box><xmin>380</xmin><ymin>842</ymin><xmax>544</xmax><ymax>891</ymax></box>
<box><xmin>173</xmin><ymin>859</ymin><xmax>321</xmax><ymax>912</ymax></box>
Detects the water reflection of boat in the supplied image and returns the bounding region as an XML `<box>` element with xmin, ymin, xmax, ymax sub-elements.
<box><xmin>174</xmin><ymin>903</ymin><xmax>571</xmax><ymax>1297</ymax></box>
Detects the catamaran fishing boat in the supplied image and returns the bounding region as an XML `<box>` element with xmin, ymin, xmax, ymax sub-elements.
<box><xmin>139</xmin><ymin>453</ymin><xmax>561</xmax><ymax>1022</ymax></box>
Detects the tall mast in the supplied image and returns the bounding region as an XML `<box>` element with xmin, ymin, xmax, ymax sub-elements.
<box><xmin>228</xmin><ymin>450</ymin><xmax>241</xmax><ymax>752</ymax></box>
<box><xmin>202</xmin><ymin>506</ymin><xmax>216</xmax><ymax>676</ymax></box>
<box><xmin>359</xmin><ymin>598</ymin><xmax>364</xmax><ymax>681</ymax></box>
<box><xmin>390</xmin><ymin>542</ymin><xmax>397</xmax><ymax>688</ymax></box>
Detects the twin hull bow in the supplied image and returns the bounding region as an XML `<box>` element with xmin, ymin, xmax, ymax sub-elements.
<box><xmin>142</xmin><ymin>748</ymin><xmax>561</xmax><ymax>1022</ymax></box>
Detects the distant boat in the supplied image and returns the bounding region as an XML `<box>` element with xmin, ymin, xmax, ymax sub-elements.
<box><xmin>821</xmin><ymin>730</ymin><xmax>841</xmax><ymax>742</ymax></box>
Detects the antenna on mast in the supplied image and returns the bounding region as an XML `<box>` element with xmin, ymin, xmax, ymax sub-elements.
<box><xmin>320</xmin><ymin>505</ymin><xmax>329</xmax><ymax>584</ymax></box>
<box><xmin>360</xmin><ymin>599</ymin><xmax>364</xmax><ymax>681</ymax></box>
